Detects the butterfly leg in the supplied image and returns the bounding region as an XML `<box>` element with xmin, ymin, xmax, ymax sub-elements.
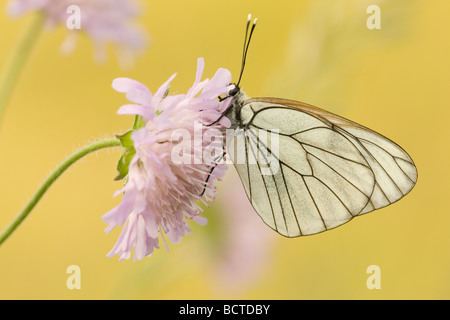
<box><xmin>199</xmin><ymin>147</ymin><xmax>227</xmax><ymax>197</ymax></box>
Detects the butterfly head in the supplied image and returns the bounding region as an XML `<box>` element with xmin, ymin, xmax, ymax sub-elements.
<box><xmin>228</xmin><ymin>83</ymin><xmax>241</xmax><ymax>97</ymax></box>
<box><xmin>208</xmin><ymin>15</ymin><xmax>256</xmax><ymax>127</ymax></box>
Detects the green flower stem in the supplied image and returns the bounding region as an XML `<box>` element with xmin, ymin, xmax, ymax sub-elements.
<box><xmin>0</xmin><ymin>13</ymin><xmax>45</xmax><ymax>126</ymax></box>
<box><xmin>0</xmin><ymin>137</ymin><xmax>121</xmax><ymax>246</ymax></box>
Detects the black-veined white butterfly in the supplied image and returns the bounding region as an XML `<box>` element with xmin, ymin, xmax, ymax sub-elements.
<box><xmin>212</xmin><ymin>15</ymin><xmax>417</xmax><ymax>237</ymax></box>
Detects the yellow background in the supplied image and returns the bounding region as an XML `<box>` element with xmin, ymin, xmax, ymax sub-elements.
<box><xmin>0</xmin><ymin>0</ymin><xmax>449</xmax><ymax>299</ymax></box>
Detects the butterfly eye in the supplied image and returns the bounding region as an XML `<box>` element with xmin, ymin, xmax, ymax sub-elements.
<box><xmin>228</xmin><ymin>85</ymin><xmax>240</xmax><ymax>97</ymax></box>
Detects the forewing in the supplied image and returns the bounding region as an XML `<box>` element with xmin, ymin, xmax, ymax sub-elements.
<box><xmin>228</xmin><ymin>98</ymin><xmax>417</xmax><ymax>237</ymax></box>
<box><xmin>247</xmin><ymin>98</ymin><xmax>417</xmax><ymax>214</ymax></box>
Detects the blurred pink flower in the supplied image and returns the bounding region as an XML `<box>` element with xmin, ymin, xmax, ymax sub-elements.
<box><xmin>7</xmin><ymin>0</ymin><xmax>146</xmax><ymax>66</ymax></box>
<box><xmin>103</xmin><ymin>58</ymin><xmax>234</xmax><ymax>261</ymax></box>
<box><xmin>213</xmin><ymin>170</ymin><xmax>276</xmax><ymax>292</ymax></box>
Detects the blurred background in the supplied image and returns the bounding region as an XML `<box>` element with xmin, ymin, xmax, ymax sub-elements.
<box><xmin>0</xmin><ymin>0</ymin><xmax>449</xmax><ymax>299</ymax></box>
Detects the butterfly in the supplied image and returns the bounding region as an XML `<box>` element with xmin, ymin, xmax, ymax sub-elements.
<box><xmin>214</xmin><ymin>15</ymin><xmax>417</xmax><ymax>237</ymax></box>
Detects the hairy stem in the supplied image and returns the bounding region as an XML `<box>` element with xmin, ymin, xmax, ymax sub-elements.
<box><xmin>0</xmin><ymin>138</ymin><xmax>121</xmax><ymax>246</ymax></box>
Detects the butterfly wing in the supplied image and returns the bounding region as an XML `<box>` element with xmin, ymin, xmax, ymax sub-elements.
<box><xmin>227</xmin><ymin>97</ymin><xmax>417</xmax><ymax>237</ymax></box>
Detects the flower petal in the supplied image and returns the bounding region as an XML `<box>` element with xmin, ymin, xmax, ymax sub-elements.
<box><xmin>193</xmin><ymin>215</ymin><xmax>208</xmax><ymax>226</ymax></box>
<box><xmin>134</xmin><ymin>215</ymin><xmax>147</xmax><ymax>260</ymax></box>
<box><xmin>117</xmin><ymin>104</ymin><xmax>155</xmax><ymax>120</ymax></box>
<box><xmin>203</xmin><ymin>68</ymin><xmax>233</xmax><ymax>97</ymax></box>
<box><xmin>152</xmin><ymin>73</ymin><xmax>177</xmax><ymax>105</ymax></box>
<box><xmin>112</xmin><ymin>78</ymin><xmax>152</xmax><ymax>105</ymax></box>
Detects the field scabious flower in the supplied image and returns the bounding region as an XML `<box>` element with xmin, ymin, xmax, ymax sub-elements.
<box><xmin>7</xmin><ymin>0</ymin><xmax>146</xmax><ymax>66</ymax></box>
<box><xmin>103</xmin><ymin>58</ymin><xmax>233</xmax><ymax>261</ymax></box>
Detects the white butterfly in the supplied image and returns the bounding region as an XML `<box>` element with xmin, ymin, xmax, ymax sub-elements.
<box><xmin>218</xmin><ymin>15</ymin><xmax>417</xmax><ymax>237</ymax></box>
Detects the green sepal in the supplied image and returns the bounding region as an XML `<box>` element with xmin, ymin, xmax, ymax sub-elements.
<box><xmin>132</xmin><ymin>115</ymin><xmax>144</xmax><ymax>130</ymax></box>
<box><xmin>114</xmin><ymin>113</ymin><xmax>151</xmax><ymax>181</ymax></box>
<box><xmin>114</xmin><ymin>129</ymin><xmax>136</xmax><ymax>181</ymax></box>
<box><xmin>116</xmin><ymin>130</ymin><xmax>134</xmax><ymax>148</ymax></box>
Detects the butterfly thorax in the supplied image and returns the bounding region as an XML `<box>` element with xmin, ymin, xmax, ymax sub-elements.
<box><xmin>226</xmin><ymin>89</ymin><xmax>249</xmax><ymax>130</ymax></box>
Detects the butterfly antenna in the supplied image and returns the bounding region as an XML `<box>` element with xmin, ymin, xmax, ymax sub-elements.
<box><xmin>236</xmin><ymin>14</ymin><xmax>257</xmax><ymax>88</ymax></box>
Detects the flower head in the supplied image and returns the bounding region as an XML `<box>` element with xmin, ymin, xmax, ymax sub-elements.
<box><xmin>8</xmin><ymin>0</ymin><xmax>146</xmax><ymax>67</ymax></box>
<box><xmin>103</xmin><ymin>58</ymin><xmax>233</xmax><ymax>260</ymax></box>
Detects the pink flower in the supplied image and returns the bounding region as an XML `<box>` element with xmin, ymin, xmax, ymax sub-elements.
<box><xmin>103</xmin><ymin>58</ymin><xmax>233</xmax><ymax>261</ymax></box>
<box><xmin>7</xmin><ymin>0</ymin><xmax>146</xmax><ymax>66</ymax></box>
